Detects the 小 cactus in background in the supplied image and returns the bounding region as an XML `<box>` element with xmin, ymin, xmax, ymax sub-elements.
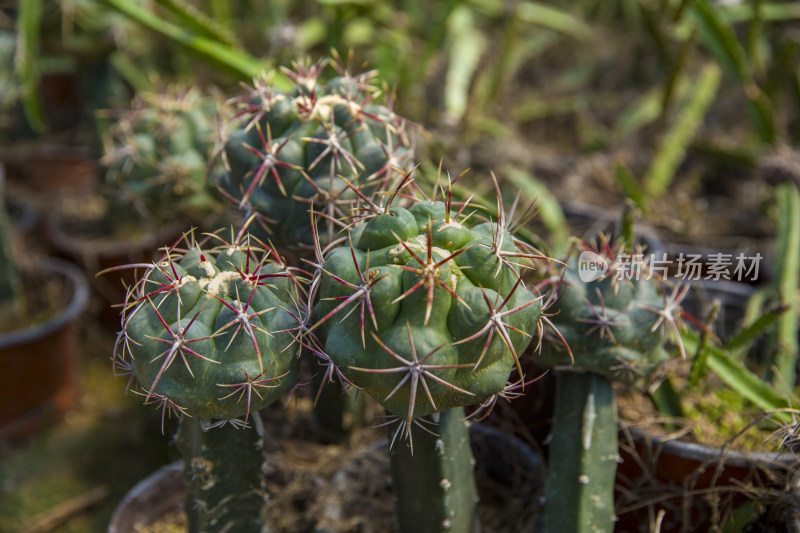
<box><xmin>539</xmin><ymin>236</ymin><xmax>689</xmax><ymax>533</ymax></box>
<box><xmin>312</xmin><ymin>173</ymin><xmax>548</xmax><ymax>532</ymax></box>
<box><xmin>102</xmin><ymin>86</ymin><xmax>221</xmax><ymax>224</ymax></box>
<box><xmin>111</xmin><ymin>225</ymin><xmax>303</xmax><ymax>533</ymax></box>
<box><xmin>218</xmin><ymin>54</ymin><xmax>414</xmax><ymax>251</ymax></box>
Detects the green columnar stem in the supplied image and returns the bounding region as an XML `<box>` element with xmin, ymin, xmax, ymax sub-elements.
<box><xmin>545</xmin><ymin>371</ymin><xmax>618</xmax><ymax>533</ymax></box>
<box><xmin>389</xmin><ymin>407</ymin><xmax>478</xmax><ymax>533</ymax></box>
<box><xmin>0</xmin><ymin>171</ymin><xmax>21</xmax><ymax>310</ymax></box>
<box><xmin>176</xmin><ymin>416</ymin><xmax>268</xmax><ymax>533</ymax></box>
<box><xmin>311</xmin><ymin>370</ymin><xmax>366</xmax><ymax>442</ymax></box>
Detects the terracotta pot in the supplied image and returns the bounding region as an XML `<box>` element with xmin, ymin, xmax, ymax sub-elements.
<box><xmin>616</xmin><ymin>426</ymin><xmax>793</xmax><ymax>533</ymax></box>
<box><xmin>108</xmin><ymin>423</ymin><xmax>547</xmax><ymax>532</ymax></box>
<box><xmin>107</xmin><ymin>463</ymin><xmax>184</xmax><ymax>533</ymax></box>
<box><xmin>0</xmin><ymin>258</ymin><xmax>89</xmax><ymax>443</ymax></box>
<box><xmin>5</xmin><ymin>143</ymin><xmax>99</xmax><ymax>194</ymax></box>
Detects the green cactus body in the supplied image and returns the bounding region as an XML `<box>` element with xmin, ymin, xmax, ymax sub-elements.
<box><xmin>103</xmin><ymin>88</ymin><xmax>220</xmax><ymax>223</ymax></box>
<box><xmin>116</xmin><ymin>232</ymin><xmax>302</xmax><ymax>533</ymax></box>
<box><xmin>121</xmin><ymin>238</ymin><xmax>300</xmax><ymax>418</ymax></box>
<box><xmin>539</xmin><ymin>252</ymin><xmax>670</xmax><ymax>378</ymax></box>
<box><xmin>219</xmin><ymin>58</ymin><xmax>413</xmax><ymax>249</ymax></box>
<box><xmin>314</xmin><ymin>199</ymin><xmax>543</xmax><ymax>426</ymax></box>
<box><xmin>540</xmin><ymin>242</ymin><xmax>682</xmax><ymax>533</ymax></box>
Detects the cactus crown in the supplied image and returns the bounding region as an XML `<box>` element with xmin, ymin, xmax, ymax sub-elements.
<box><xmin>113</xmin><ymin>226</ymin><xmax>304</xmax><ymax>428</ymax></box>
<box><xmin>310</xmin><ymin>172</ymin><xmax>552</xmax><ymax>442</ymax></box>
<box><xmin>102</xmin><ymin>86</ymin><xmax>221</xmax><ymax>223</ymax></box>
<box><xmin>539</xmin><ymin>236</ymin><xmax>691</xmax><ymax>383</ymax></box>
<box><xmin>218</xmin><ymin>55</ymin><xmax>414</xmax><ymax>251</ymax></box>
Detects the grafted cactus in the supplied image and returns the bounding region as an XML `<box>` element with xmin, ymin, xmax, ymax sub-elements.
<box><xmin>539</xmin><ymin>237</ymin><xmax>689</xmax><ymax>533</ymax></box>
<box><xmin>312</xmin><ymin>176</ymin><xmax>547</xmax><ymax>533</ymax></box>
<box><xmin>218</xmin><ymin>56</ymin><xmax>414</xmax><ymax>250</ymax></box>
<box><xmin>112</xmin><ymin>227</ymin><xmax>302</xmax><ymax>533</ymax></box>
<box><xmin>102</xmin><ymin>87</ymin><xmax>221</xmax><ymax>223</ymax></box>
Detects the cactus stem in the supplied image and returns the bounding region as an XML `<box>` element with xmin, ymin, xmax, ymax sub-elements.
<box><xmin>389</xmin><ymin>407</ymin><xmax>478</xmax><ymax>533</ymax></box>
<box><xmin>177</xmin><ymin>415</ymin><xmax>268</xmax><ymax>533</ymax></box>
<box><xmin>545</xmin><ymin>371</ymin><xmax>618</xmax><ymax>533</ymax></box>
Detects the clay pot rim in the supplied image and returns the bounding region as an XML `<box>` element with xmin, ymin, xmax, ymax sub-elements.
<box><xmin>45</xmin><ymin>208</ymin><xmax>185</xmax><ymax>259</ymax></box>
<box><xmin>621</xmin><ymin>424</ymin><xmax>796</xmax><ymax>469</ymax></box>
<box><xmin>0</xmin><ymin>257</ymin><xmax>89</xmax><ymax>349</ymax></box>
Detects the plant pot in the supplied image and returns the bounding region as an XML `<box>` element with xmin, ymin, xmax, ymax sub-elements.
<box><xmin>2</xmin><ymin>142</ymin><xmax>99</xmax><ymax>194</ymax></box>
<box><xmin>615</xmin><ymin>425</ymin><xmax>794</xmax><ymax>533</ymax></box>
<box><xmin>107</xmin><ymin>423</ymin><xmax>547</xmax><ymax>532</ymax></box>
<box><xmin>0</xmin><ymin>257</ymin><xmax>89</xmax><ymax>443</ymax></box>
<box><xmin>45</xmin><ymin>207</ymin><xmax>183</xmax><ymax>329</ymax></box>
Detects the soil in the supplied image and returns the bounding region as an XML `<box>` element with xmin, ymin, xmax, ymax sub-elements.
<box><xmin>0</xmin><ymin>262</ymin><xmax>74</xmax><ymax>334</ymax></box>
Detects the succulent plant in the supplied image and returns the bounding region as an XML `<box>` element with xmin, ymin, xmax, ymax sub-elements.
<box><xmin>539</xmin><ymin>236</ymin><xmax>690</xmax><ymax>533</ymax></box>
<box><xmin>311</xmin><ymin>174</ymin><xmax>548</xmax><ymax>532</ymax></box>
<box><xmin>218</xmin><ymin>55</ymin><xmax>414</xmax><ymax>251</ymax></box>
<box><xmin>101</xmin><ymin>86</ymin><xmax>221</xmax><ymax>224</ymax></box>
<box><xmin>112</xmin><ymin>226</ymin><xmax>303</xmax><ymax>533</ymax></box>
<box><xmin>0</xmin><ymin>169</ymin><xmax>21</xmax><ymax>315</ymax></box>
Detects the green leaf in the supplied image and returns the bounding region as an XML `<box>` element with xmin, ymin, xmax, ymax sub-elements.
<box><xmin>503</xmin><ymin>166</ymin><xmax>569</xmax><ymax>251</ymax></box>
<box><xmin>690</xmin><ymin>0</ymin><xmax>776</xmax><ymax>143</ymax></box>
<box><xmin>155</xmin><ymin>0</ymin><xmax>238</xmax><ymax>47</ymax></box>
<box><xmin>444</xmin><ymin>5</ymin><xmax>485</xmax><ymax>119</ymax></box>
<box><xmin>722</xmin><ymin>304</ymin><xmax>783</xmax><ymax>355</ymax></box>
<box><xmin>771</xmin><ymin>183</ymin><xmax>800</xmax><ymax>392</ymax></box>
<box><xmin>643</xmin><ymin>62</ymin><xmax>721</xmax><ymax>203</ymax></box>
<box><xmin>612</xmin><ymin>163</ymin><xmax>645</xmax><ymax>210</ymax></box>
<box><xmin>15</xmin><ymin>0</ymin><xmax>45</xmax><ymax>133</ymax></box>
<box><xmin>102</xmin><ymin>0</ymin><xmax>280</xmax><ymax>85</ymax></box>
<box><xmin>516</xmin><ymin>2</ymin><xmax>591</xmax><ymax>40</ymax></box>
<box><xmin>682</xmin><ymin>329</ymin><xmax>798</xmax><ymax>421</ymax></box>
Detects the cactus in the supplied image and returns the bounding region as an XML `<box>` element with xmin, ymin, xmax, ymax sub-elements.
<box><xmin>312</xmin><ymin>174</ymin><xmax>547</xmax><ymax>532</ymax></box>
<box><xmin>539</xmin><ymin>237</ymin><xmax>689</xmax><ymax>533</ymax></box>
<box><xmin>112</xmin><ymin>226</ymin><xmax>302</xmax><ymax>533</ymax></box>
<box><xmin>101</xmin><ymin>86</ymin><xmax>221</xmax><ymax>224</ymax></box>
<box><xmin>218</xmin><ymin>55</ymin><xmax>414</xmax><ymax>251</ymax></box>
<box><xmin>0</xmin><ymin>167</ymin><xmax>21</xmax><ymax>315</ymax></box>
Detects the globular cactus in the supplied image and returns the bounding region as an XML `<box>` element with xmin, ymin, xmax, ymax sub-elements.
<box><xmin>313</xmin><ymin>182</ymin><xmax>544</xmax><ymax>435</ymax></box>
<box><xmin>112</xmin><ymin>227</ymin><xmax>303</xmax><ymax>533</ymax></box>
<box><xmin>311</xmin><ymin>174</ymin><xmax>548</xmax><ymax>533</ymax></box>
<box><xmin>102</xmin><ymin>87</ymin><xmax>221</xmax><ymax>224</ymax></box>
<box><xmin>539</xmin><ymin>237</ymin><xmax>679</xmax><ymax>379</ymax></box>
<box><xmin>218</xmin><ymin>55</ymin><xmax>414</xmax><ymax>250</ymax></box>
<box><xmin>539</xmin><ymin>237</ymin><xmax>690</xmax><ymax>533</ymax></box>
